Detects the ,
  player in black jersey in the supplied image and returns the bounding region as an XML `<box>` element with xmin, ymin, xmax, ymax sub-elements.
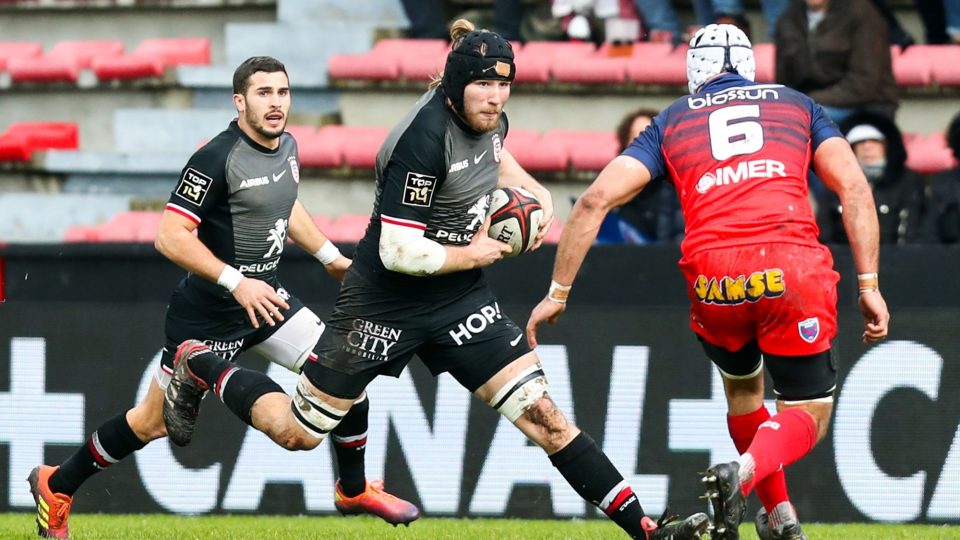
<box><xmin>163</xmin><ymin>23</ymin><xmax>707</xmax><ymax>540</ymax></box>
<box><xmin>28</xmin><ymin>57</ymin><xmax>418</xmax><ymax>540</ymax></box>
